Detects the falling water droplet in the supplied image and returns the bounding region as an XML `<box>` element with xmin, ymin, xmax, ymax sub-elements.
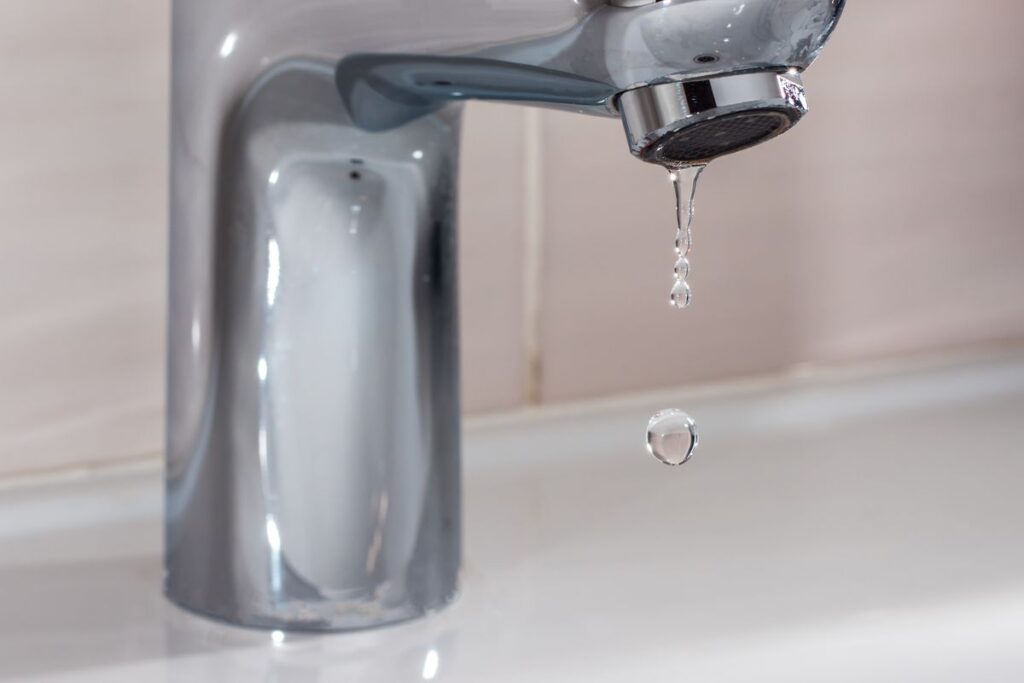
<box><xmin>669</xmin><ymin>279</ymin><xmax>692</xmax><ymax>309</ymax></box>
<box><xmin>674</xmin><ymin>256</ymin><xmax>690</xmax><ymax>279</ymax></box>
<box><xmin>667</xmin><ymin>164</ymin><xmax>705</xmax><ymax>309</ymax></box>
<box><xmin>646</xmin><ymin>409</ymin><xmax>698</xmax><ymax>466</ymax></box>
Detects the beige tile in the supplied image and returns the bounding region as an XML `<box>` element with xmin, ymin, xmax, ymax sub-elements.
<box><xmin>786</xmin><ymin>0</ymin><xmax>1024</xmax><ymax>362</ymax></box>
<box><xmin>458</xmin><ymin>102</ymin><xmax>527</xmax><ymax>412</ymax></box>
<box><xmin>0</xmin><ymin>1</ymin><xmax>169</xmax><ymax>475</ymax></box>
<box><xmin>537</xmin><ymin>0</ymin><xmax>1024</xmax><ymax>402</ymax></box>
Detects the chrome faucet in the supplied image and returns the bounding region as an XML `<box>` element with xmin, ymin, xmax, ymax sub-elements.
<box><xmin>166</xmin><ymin>0</ymin><xmax>844</xmax><ymax>630</ymax></box>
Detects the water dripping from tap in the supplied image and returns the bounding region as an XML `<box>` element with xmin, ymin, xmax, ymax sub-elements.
<box><xmin>647</xmin><ymin>163</ymin><xmax>706</xmax><ymax>466</ymax></box>
<box><xmin>667</xmin><ymin>164</ymin><xmax>705</xmax><ymax>309</ymax></box>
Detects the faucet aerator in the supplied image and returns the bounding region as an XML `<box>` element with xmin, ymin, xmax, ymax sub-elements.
<box><xmin>617</xmin><ymin>71</ymin><xmax>808</xmax><ymax>167</ymax></box>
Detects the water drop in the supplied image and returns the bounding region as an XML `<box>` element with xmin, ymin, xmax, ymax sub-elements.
<box><xmin>674</xmin><ymin>256</ymin><xmax>690</xmax><ymax>279</ymax></box>
<box><xmin>646</xmin><ymin>409</ymin><xmax>698</xmax><ymax>466</ymax></box>
<box><xmin>667</xmin><ymin>164</ymin><xmax>705</xmax><ymax>308</ymax></box>
<box><xmin>669</xmin><ymin>279</ymin><xmax>692</xmax><ymax>309</ymax></box>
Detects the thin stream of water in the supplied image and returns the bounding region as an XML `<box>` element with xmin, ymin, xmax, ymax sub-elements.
<box><xmin>668</xmin><ymin>165</ymin><xmax>705</xmax><ymax>309</ymax></box>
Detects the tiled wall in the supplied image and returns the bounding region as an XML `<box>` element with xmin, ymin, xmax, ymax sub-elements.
<box><xmin>2</xmin><ymin>0</ymin><xmax>1023</xmax><ymax>476</ymax></box>
<box><xmin>1</xmin><ymin>1</ymin><xmax>167</xmax><ymax>476</ymax></box>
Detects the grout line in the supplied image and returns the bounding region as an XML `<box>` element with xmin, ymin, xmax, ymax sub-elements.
<box><xmin>522</xmin><ymin>107</ymin><xmax>544</xmax><ymax>405</ymax></box>
<box><xmin>2</xmin><ymin>345</ymin><xmax>1023</xmax><ymax>487</ymax></box>
<box><xmin>467</xmin><ymin>343</ymin><xmax>1024</xmax><ymax>426</ymax></box>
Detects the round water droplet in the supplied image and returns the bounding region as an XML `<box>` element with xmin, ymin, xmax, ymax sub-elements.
<box><xmin>646</xmin><ymin>409</ymin><xmax>698</xmax><ymax>465</ymax></box>
<box><xmin>674</xmin><ymin>256</ymin><xmax>690</xmax><ymax>279</ymax></box>
<box><xmin>669</xmin><ymin>279</ymin><xmax>692</xmax><ymax>308</ymax></box>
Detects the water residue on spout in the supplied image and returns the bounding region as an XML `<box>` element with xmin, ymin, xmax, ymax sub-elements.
<box><xmin>668</xmin><ymin>164</ymin><xmax>705</xmax><ymax>309</ymax></box>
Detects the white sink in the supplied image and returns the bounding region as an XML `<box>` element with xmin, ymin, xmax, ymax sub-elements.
<box><xmin>2</xmin><ymin>354</ymin><xmax>1024</xmax><ymax>682</ymax></box>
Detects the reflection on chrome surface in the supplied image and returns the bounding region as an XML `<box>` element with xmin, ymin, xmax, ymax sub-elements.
<box><xmin>166</xmin><ymin>0</ymin><xmax>845</xmax><ymax>630</ymax></box>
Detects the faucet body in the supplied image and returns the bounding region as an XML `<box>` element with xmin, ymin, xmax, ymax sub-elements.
<box><xmin>167</xmin><ymin>0</ymin><xmax>843</xmax><ymax>630</ymax></box>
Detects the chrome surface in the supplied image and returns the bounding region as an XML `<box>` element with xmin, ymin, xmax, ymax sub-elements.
<box><xmin>608</xmin><ymin>0</ymin><xmax>661</xmax><ymax>8</ymax></box>
<box><xmin>617</xmin><ymin>71</ymin><xmax>809</xmax><ymax>164</ymax></box>
<box><xmin>167</xmin><ymin>0</ymin><xmax>845</xmax><ymax>631</ymax></box>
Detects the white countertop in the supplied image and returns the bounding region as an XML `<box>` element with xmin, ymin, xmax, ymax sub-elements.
<box><xmin>3</xmin><ymin>355</ymin><xmax>1024</xmax><ymax>682</ymax></box>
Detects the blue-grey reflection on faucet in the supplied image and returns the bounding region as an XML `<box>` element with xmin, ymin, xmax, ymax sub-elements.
<box><xmin>166</xmin><ymin>0</ymin><xmax>845</xmax><ymax>631</ymax></box>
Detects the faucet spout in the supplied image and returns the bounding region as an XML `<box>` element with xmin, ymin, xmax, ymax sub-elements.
<box><xmin>166</xmin><ymin>0</ymin><xmax>844</xmax><ymax>631</ymax></box>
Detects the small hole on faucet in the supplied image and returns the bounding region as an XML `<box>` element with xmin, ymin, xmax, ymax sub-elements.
<box><xmin>694</xmin><ymin>54</ymin><xmax>719</xmax><ymax>64</ymax></box>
